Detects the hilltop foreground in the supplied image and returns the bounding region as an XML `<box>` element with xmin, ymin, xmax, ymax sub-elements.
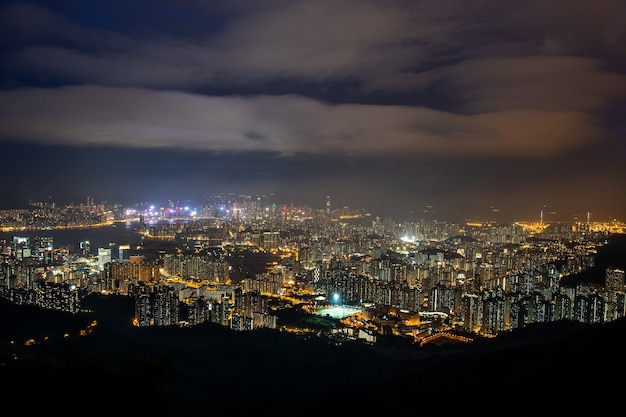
<box><xmin>1</xmin><ymin>294</ymin><xmax>625</xmax><ymax>416</ymax></box>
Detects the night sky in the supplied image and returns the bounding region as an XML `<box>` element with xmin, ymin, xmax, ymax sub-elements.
<box><xmin>1</xmin><ymin>0</ymin><xmax>625</xmax><ymax>223</ymax></box>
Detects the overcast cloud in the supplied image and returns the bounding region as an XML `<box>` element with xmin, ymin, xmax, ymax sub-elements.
<box><xmin>1</xmin><ymin>0</ymin><xmax>625</xmax><ymax>222</ymax></box>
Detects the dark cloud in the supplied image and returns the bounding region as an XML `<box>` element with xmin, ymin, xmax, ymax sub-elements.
<box><xmin>1</xmin><ymin>85</ymin><xmax>611</xmax><ymax>158</ymax></box>
<box><xmin>0</xmin><ymin>0</ymin><xmax>625</xmax><ymax>222</ymax></box>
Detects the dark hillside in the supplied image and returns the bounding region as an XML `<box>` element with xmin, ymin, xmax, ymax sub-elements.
<box><xmin>561</xmin><ymin>232</ymin><xmax>626</xmax><ymax>286</ymax></box>
<box><xmin>1</xmin><ymin>297</ymin><xmax>625</xmax><ymax>415</ymax></box>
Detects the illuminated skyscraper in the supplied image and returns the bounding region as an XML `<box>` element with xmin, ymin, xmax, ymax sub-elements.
<box><xmin>79</xmin><ymin>240</ymin><xmax>91</xmax><ymax>256</ymax></box>
<box><xmin>12</xmin><ymin>236</ymin><xmax>29</xmax><ymax>260</ymax></box>
<box><xmin>119</xmin><ymin>244</ymin><xmax>131</xmax><ymax>261</ymax></box>
<box><xmin>605</xmin><ymin>268</ymin><xmax>625</xmax><ymax>292</ymax></box>
<box><xmin>98</xmin><ymin>247</ymin><xmax>112</xmax><ymax>268</ymax></box>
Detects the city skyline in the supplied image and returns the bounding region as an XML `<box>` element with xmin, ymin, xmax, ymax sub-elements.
<box><xmin>1</xmin><ymin>1</ymin><xmax>626</xmax><ymax>223</ymax></box>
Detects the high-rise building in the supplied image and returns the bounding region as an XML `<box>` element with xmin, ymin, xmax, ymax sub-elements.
<box><xmin>79</xmin><ymin>240</ymin><xmax>91</xmax><ymax>256</ymax></box>
<box><xmin>606</xmin><ymin>268</ymin><xmax>625</xmax><ymax>292</ymax></box>
<box><xmin>119</xmin><ymin>244</ymin><xmax>130</xmax><ymax>261</ymax></box>
<box><xmin>98</xmin><ymin>247</ymin><xmax>112</xmax><ymax>268</ymax></box>
<box><xmin>12</xmin><ymin>237</ymin><xmax>29</xmax><ymax>260</ymax></box>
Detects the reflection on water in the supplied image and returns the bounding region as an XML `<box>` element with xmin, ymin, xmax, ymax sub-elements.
<box><xmin>0</xmin><ymin>221</ymin><xmax>145</xmax><ymax>257</ymax></box>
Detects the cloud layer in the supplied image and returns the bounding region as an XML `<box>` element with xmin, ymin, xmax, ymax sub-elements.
<box><xmin>0</xmin><ymin>84</ymin><xmax>613</xmax><ymax>158</ymax></box>
<box><xmin>1</xmin><ymin>0</ymin><xmax>625</xmax><ymax>220</ymax></box>
<box><xmin>1</xmin><ymin>0</ymin><xmax>624</xmax><ymax>157</ymax></box>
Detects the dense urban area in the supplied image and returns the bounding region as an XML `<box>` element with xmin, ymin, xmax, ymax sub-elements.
<box><xmin>2</xmin><ymin>194</ymin><xmax>626</xmax><ymax>346</ymax></box>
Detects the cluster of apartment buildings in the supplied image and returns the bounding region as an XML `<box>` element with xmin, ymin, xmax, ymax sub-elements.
<box><xmin>1</xmin><ymin>196</ymin><xmax>626</xmax><ymax>340</ymax></box>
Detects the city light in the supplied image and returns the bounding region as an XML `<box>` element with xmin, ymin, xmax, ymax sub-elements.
<box><xmin>1</xmin><ymin>194</ymin><xmax>625</xmax><ymax>338</ymax></box>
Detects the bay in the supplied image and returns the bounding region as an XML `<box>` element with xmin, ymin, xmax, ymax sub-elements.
<box><xmin>0</xmin><ymin>221</ymin><xmax>145</xmax><ymax>259</ymax></box>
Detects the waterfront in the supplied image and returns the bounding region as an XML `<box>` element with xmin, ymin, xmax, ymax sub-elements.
<box><xmin>0</xmin><ymin>221</ymin><xmax>145</xmax><ymax>259</ymax></box>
